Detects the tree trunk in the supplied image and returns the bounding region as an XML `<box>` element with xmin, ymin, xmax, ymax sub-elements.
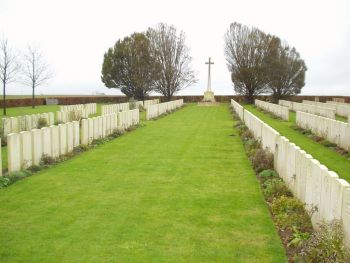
<box><xmin>246</xmin><ymin>92</ymin><xmax>254</xmax><ymax>104</ymax></box>
<box><xmin>32</xmin><ymin>84</ymin><xmax>35</xmax><ymax>108</ymax></box>
<box><xmin>2</xmin><ymin>81</ymin><xmax>6</xmax><ymax>116</ymax></box>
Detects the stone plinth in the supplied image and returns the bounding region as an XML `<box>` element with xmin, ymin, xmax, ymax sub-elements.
<box><xmin>203</xmin><ymin>91</ymin><xmax>215</xmax><ymax>102</ymax></box>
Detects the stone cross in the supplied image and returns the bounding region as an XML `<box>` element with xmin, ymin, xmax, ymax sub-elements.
<box><xmin>205</xmin><ymin>57</ymin><xmax>214</xmax><ymax>92</ymax></box>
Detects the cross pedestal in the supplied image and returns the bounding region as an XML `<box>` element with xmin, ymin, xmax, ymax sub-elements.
<box><xmin>201</xmin><ymin>57</ymin><xmax>217</xmax><ymax>104</ymax></box>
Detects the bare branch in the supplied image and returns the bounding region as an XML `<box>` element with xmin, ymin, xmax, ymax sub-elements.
<box><xmin>147</xmin><ymin>23</ymin><xmax>197</xmax><ymax>101</ymax></box>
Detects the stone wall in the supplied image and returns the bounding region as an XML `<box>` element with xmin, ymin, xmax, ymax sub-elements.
<box><xmin>231</xmin><ymin>99</ymin><xmax>350</xmax><ymax>247</ymax></box>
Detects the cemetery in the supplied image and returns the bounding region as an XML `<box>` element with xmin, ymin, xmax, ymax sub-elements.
<box><xmin>1</xmin><ymin>2</ymin><xmax>350</xmax><ymax>262</ymax></box>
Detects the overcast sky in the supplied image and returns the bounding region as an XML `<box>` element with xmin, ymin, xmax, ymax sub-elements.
<box><xmin>1</xmin><ymin>0</ymin><xmax>349</xmax><ymax>96</ymax></box>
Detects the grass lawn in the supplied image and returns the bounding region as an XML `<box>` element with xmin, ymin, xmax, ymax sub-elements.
<box><xmin>244</xmin><ymin>104</ymin><xmax>350</xmax><ymax>182</ymax></box>
<box><xmin>0</xmin><ymin>104</ymin><xmax>286</xmax><ymax>262</ymax></box>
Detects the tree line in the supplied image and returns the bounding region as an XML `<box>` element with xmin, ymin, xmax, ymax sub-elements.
<box><xmin>0</xmin><ymin>38</ymin><xmax>53</xmax><ymax>114</ymax></box>
<box><xmin>103</xmin><ymin>22</ymin><xmax>306</xmax><ymax>103</ymax></box>
<box><xmin>224</xmin><ymin>22</ymin><xmax>307</xmax><ymax>103</ymax></box>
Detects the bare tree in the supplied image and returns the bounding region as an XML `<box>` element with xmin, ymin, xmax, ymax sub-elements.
<box><xmin>0</xmin><ymin>37</ymin><xmax>20</xmax><ymax>115</ymax></box>
<box><xmin>224</xmin><ymin>22</ymin><xmax>271</xmax><ymax>103</ymax></box>
<box><xmin>147</xmin><ymin>23</ymin><xmax>197</xmax><ymax>101</ymax></box>
<box><xmin>22</xmin><ymin>45</ymin><xmax>53</xmax><ymax>108</ymax></box>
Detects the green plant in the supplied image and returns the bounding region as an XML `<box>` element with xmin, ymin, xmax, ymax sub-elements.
<box><xmin>0</xmin><ymin>176</ymin><xmax>11</xmax><ymax>188</ymax></box>
<box><xmin>271</xmin><ymin>196</ymin><xmax>312</xmax><ymax>230</ymax></box>
<box><xmin>262</xmin><ymin>178</ymin><xmax>291</xmax><ymax>200</ymax></box>
<box><xmin>37</xmin><ymin>117</ymin><xmax>48</xmax><ymax>129</ymax></box>
<box><xmin>288</xmin><ymin>226</ymin><xmax>310</xmax><ymax>248</ymax></box>
<box><xmin>258</xmin><ymin>169</ymin><xmax>278</xmax><ymax>182</ymax></box>
<box><xmin>250</xmin><ymin>149</ymin><xmax>274</xmax><ymax>173</ymax></box>
<box><xmin>299</xmin><ymin>220</ymin><xmax>350</xmax><ymax>262</ymax></box>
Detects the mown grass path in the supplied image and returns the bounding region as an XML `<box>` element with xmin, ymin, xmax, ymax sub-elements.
<box><xmin>245</xmin><ymin>104</ymin><xmax>350</xmax><ymax>182</ymax></box>
<box><xmin>0</xmin><ymin>104</ymin><xmax>285</xmax><ymax>262</ymax></box>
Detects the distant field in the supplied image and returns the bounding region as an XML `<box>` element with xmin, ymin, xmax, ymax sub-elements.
<box><xmin>1</xmin><ymin>95</ymin><xmax>122</xmax><ymax>100</ymax></box>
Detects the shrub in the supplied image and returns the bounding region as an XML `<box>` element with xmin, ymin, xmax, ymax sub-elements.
<box><xmin>320</xmin><ymin>140</ymin><xmax>337</xmax><ymax>148</ymax></box>
<box><xmin>250</xmin><ymin>149</ymin><xmax>274</xmax><ymax>173</ymax></box>
<box><xmin>37</xmin><ymin>117</ymin><xmax>48</xmax><ymax>129</ymax></box>
<box><xmin>28</xmin><ymin>165</ymin><xmax>42</xmax><ymax>172</ymax></box>
<box><xmin>311</xmin><ymin>134</ymin><xmax>323</xmax><ymax>142</ymax></box>
<box><xmin>240</xmin><ymin>129</ymin><xmax>253</xmax><ymax>141</ymax></box>
<box><xmin>271</xmin><ymin>196</ymin><xmax>312</xmax><ymax>230</ymax></box>
<box><xmin>243</xmin><ymin>138</ymin><xmax>260</xmax><ymax>157</ymax></box>
<box><xmin>262</xmin><ymin>178</ymin><xmax>291</xmax><ymax>200</ymax></box>
<box><xmin>258</xmin><ymin>169</ymin><xmax>278</xmax><ymax>182</ymax></box>
<box><xmin>40</xmin><ymin>154</ymin><xmax>56</xmax><ymax>166</ymax></box>
<box><xmin>73</xmin><ymin>144</ymin><xmax>90</xmax><ymax>153</ymax></box>
<box><xmin>299</xmin><ymin>220</ymin><xmax>350</xmax><ymax>262</ymax></box>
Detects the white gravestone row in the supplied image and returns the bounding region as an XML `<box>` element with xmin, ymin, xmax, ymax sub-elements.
<box><xmin>146</xmin><ymin>99</ymin><xmax>183</xmax><ymax>120</ymax></box>
<box><xmin>57</xmin><ymin>109</ymin><xmax>87</xmax><ymax>123</ymax></box>
<box><xmin>118</xmin><ymin>109</ymin><xmax>140</xmax><ymax>130</ymax></box>
<box><xmin>306</xmin><ymin>100</ymin><xmax>350</xmax><ymax>117</ymax></box>
<box><xmin>2</xmin><ymin>112</ymin><xmax>55</xmax><ymax>137</ymax></box>
<box><xmin>101</xmin><ymin>103</ymin><xmax>130</xmax><ymax>115</ymax></box>
<box><xmin>231</xmin><ymin>99</ymin><xmax>350</xmax><ymax>247</ymax></box>
<box><xmin>296</xmin><ymin>111</ymin><xmax>350</xmax><ymax>151</ymax></box>
<box><xmin>279</xmin><ymin>100</ymin><xmax>336</xmax><ymax>119</ymax></box>
<box><xmin>7</xmin><ymin>121</ymin><xmax>80</xmax><ymax>173</ymax></box>
<box><xmin>255</xmin><ymin>99</ymin><xmax>289</xmax><ymax>121</ymax></box>
<box><xmin>143</xmin><ymin>99</ymin><xmax>159</xmax><ymax>110</ymax></box>
<box><xmin>81</xmin><ymin>109</ymin><xmax>139</xmax><ymax>145</ymax></box>
<box><xmin>59</xmin><ymin>103</ymin><xmax>96</xmax><ymax>116</ymax></box>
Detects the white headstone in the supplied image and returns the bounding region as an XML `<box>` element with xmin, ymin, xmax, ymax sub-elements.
<box><xmin>31</xmin><ymin>129</ymin><xmax>43</xmax><ymax>166</ymax></box>
<box><xmin>20</xmin><ymin>131</ymin><xmax>32</xmax><ymax>169</ymax></box>
<box><xmin>7</xmin><ymin>133</ymin><xmax>21</xmax><ymax>173</ymax></box>
<box><xmin>50</xmin><ymin>125</ymin><xmax>60</xmax><ymax>158</ymax></box>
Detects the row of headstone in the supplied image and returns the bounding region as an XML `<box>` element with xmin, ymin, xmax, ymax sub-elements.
<box><xmin>2</xmin><ymin>112</ymin><xmax>55</xmax><ymax>138</ymax></box>
<box><xmin>101</xmin><ymin>103</ymin><xmax>130</xmax><ymax>115</ymax></box>
<box><xmin>231</xmin><ymin>99</ymin><xmax>350</xmax><ymax>248</ymax></box>
<box><xmin>81</xmin><ymin>114</ymin><xmax>118</xmax><ymax>145</ymax></box>
<box><xmin>296</xmin><ymin>111</ymin><xmax>350</xmax><ymax>151</ymax></box>
<box><xmin>57</xmin><ymin>109</ymin><xmax>87</xmax><ymax>123</ymax></box>
<box><xmin>303</xmin><ymin>100</ymin><xmax>350</xmax><ymax>118</ymax></box>
<box><xmin>118</xmin><ymin>109</ymin><xmax>139</xmax><ymax>130</ymax></box>
<box><xmin>7</xmin><ymin>121</ymin><xmax>80</xmax><ymax>173</ymax></box>
<box><xmin>279</xmin><ymin>100</ymin><xmax>335</xmax><ymax>119</ymax></box>
<box><xmin>146</xmin><ymin>99</ymin><xmax>183</xmax><ymax>120</ymax></box>
<box><xmin>81</xmin><ymin>109</ymin><xmax>140</xmax><ymax>145</ymax></box>
<box><xmin>59</xmin><ymin>103</ymin><xmax>96</xmax><ymax>115</ymax></box>
<box><xmin>143</xmin><ymin>99</ymin><xmax>160</xmax><ymax>110</ymax></box>
<box><xmin>325</xmin><ymin>101</ymin><xmax>350</xmax><ymax>118</ymax></box>
<box><xmin>255</xmin><ymin>99</ymin><xmax>289</xmax><ymax>120</ymax></box>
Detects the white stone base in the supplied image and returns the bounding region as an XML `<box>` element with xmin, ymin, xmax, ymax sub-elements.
<box><xmin>203</xmin><ymin>91</ymin><xmax>215</xmax><ymax>102</ymax></box>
